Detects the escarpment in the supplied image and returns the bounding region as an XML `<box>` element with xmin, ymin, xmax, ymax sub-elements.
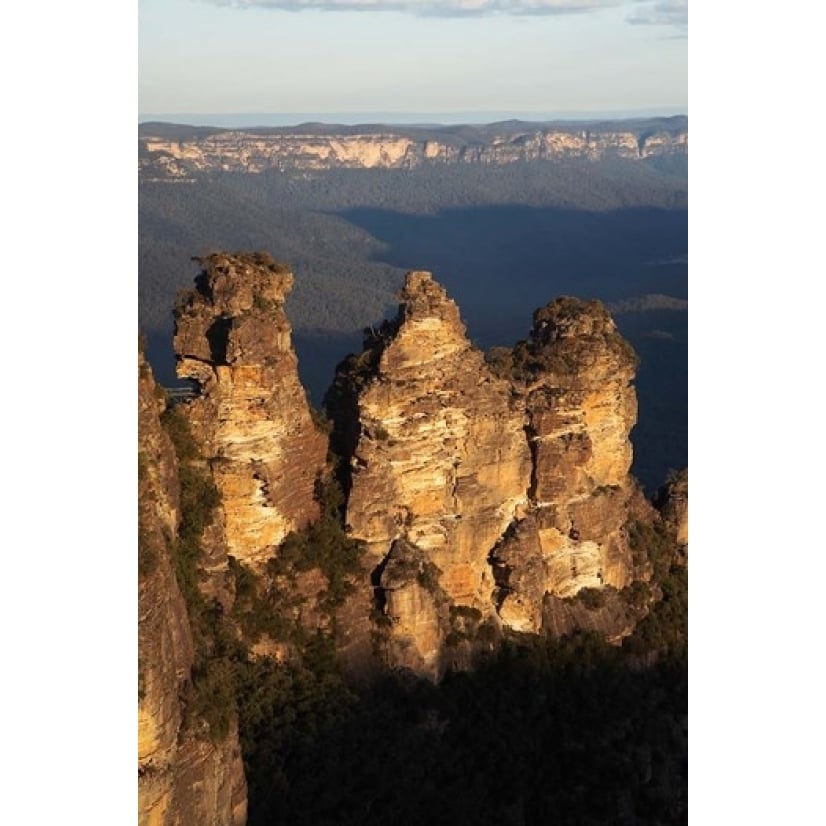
<box><xmin>138</xmin><ymin>346</ymin><xmax>246</xmax><ymax>826</ymax></box>
<box><xmin>139</xmin><ymin>119</ymin><xmax>687</xmax><ymax>178</ymax></box>
<box><xmin>173</xmin><ymin>252</ymin><xmax>327</xmax><ymax>572</ymax></box>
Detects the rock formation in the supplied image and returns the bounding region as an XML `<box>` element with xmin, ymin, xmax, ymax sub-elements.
<box><xmin>173</xmin><ymin>252</ymin><xmax>327</xmax><ymax>573</ymax></box>
<box><xmin>139</xmin><ymin>253</ymin><xmax>685</xmax><ymax>825</ymax></box>
<box><xmin>655</xmin><ymin>468</ymin><xmax>688</xmax><ymax>563</ymax></box>
<box><xmin>328</xmin><ymin>273</ymin><xmax>531</xmax><ymax>676</ymax></box>
<box><xmin>330</xmin><ymin>275</ymin><xmax>648</xmax><ymax>674</ymax></box>
<box><xmin>492</xmin><ymin>298</ymin><xmax>641</xmax><ymax>633</ymax></box>
<box><xmin>138</xmin><ymin>347</ymin><xmax>246</xmax><ymax>826</ymax></box>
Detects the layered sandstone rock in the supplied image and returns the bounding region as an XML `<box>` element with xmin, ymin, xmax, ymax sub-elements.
<box><xmin>378</xmin><ymin>540</ymin><xmax>447</xmax><ymax>680</ymax></box>
<box><xmin>139</xmin><ymin>121</ymin><xmax>687</xmax><ymax>178</ymax></box>
<box><xmin>332</xmin><ymin>277</ymin><xmax>646</xmax><ymax>670</ymax></box>
<box><xmin>492</xmin><ymin>298</ymin><xmax>641</xmax><ymax>633</ymax></box>
<box><xmin>331</xmin><ymin>272</ymin><xmax>531</xmax><ymax>673</ymax></box>
<box><xmin>138</xmin><ymin>348</ymin><xmax>246</xmax><ymax>826</ymax></box>
<box><xmin>342</xmin><ymin>273</ymin><xmax>532</xmax><ymax>594</ymax></box>
<box><xmin>173</xmin><ymin>252</ymin><xmax>327</xmax><ymax>572</ymax></box>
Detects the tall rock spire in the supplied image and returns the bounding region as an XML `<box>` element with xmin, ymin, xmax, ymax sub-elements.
<box><xmin>492</xmin><ymin>297</ymin><xmax>642</xmax><ymax>633</ymax></box>
<box><xmin>173</xmin><ymin>252</ymin><xmax>327</xmax><ymax>571</ymax></box>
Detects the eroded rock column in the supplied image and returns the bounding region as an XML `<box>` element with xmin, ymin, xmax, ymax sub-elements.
<box><xmin>173</xmin><ymin>252</ymin><xmax>327</xmax><ymax>571</ymax></box>
<box><xmin>493</xmin><ymin>298</ymin><xmax>641</xmax><ymax>633</ymax></box>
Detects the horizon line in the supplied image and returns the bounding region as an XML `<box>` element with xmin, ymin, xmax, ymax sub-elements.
<box><xmin>139</xmin><ymin>108</ymin><xmax>688</xmax><ymax>128</ymax></box>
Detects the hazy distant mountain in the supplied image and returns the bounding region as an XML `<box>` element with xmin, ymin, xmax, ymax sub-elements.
<box><xmin>139</xmin><ymin>117</ymin><xmax>687</xmax><ymax>178</ymax></box>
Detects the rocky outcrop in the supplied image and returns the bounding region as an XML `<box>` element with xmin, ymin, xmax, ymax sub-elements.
<box><xmin>328</xmin><ymin>272</ymin><xmax>531</xmax><ymax>673</ymax></box>
<box><xmin>138</xmin><ymin>347</ymin><xmax>246</xmax><ymax>826</ymax></box>
<box><xmin>492</xmin><ymin>298</ymin><xmax>641</xmax><ymax>633</ymax></box>
<box><xmin>330</xmin><ymin>275</ymin><xmax>647</xmax><ymax>674</ymax></box>
<box><xmin>151</xmin><ymin>256</ymin><xmax>664</xmax><ymax>684</ymax></box>
<box><xmin>173</xmin><ymin>252</ymin><xmax>327</xmax><ymax>573</ymax></box>
<box><xmin>342</xmin><ymin>273</ymin><xmax>531</xmax><ymax>596</ymax></box>
<box><xmin>655</xmin><ymin>468</ymin><xmax>688</xmax><ymax>562</ymax></box>
<box><xmin>139</xmin><ymin>119</ymin><xmax>687</xmax><ymax>178</ymax></box>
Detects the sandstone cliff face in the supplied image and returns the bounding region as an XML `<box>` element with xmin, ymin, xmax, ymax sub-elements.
<box><xmin>493</xmin><ymin>298</ymin><xmax>640</xmax><ymax>633</ymax></box>
<box><xmin>343</xmin><ymin>273</ymin><xmax>532</xmax><ymax>603</ymax></box>
<box><xmin>173</xmin><ymin>252</ymin><xmax>327</xmax><ymax>572</ymax></box>
<box><xmin>138</xmin><ymin>348</ymin><xmax>246</xmax><ymax>826</ymax></box>
<box><xmin>330</xmin><ymin>273</ymin><xmax>531</xmax><ymax>673</ymax></box>
<box><xmin>139</xmin><ymin>122</ymin><xmax>687</xmax><ymax>178</ymax></box>
<box><xmin>332</xmin><ymin>275</ymin><xmax>645</xmax><ymax>673</ymax></box>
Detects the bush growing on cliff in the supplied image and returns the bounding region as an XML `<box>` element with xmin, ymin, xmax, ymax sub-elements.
<box><xmin>622</xmin><ymin>565</ymin><xmax>687</xmax><ymax>659</ymax></box>
<box><xmin>268</xmin><ymin>476</ymin><xmax>365</xmax><ymax>611</ymax></box>
<box><xmin>628</xmin><ymin>518</ymin><xmax>673</xmax><ymax>583</ymax></box>
<box><xmin>159</xmin><ymin>405</ymin><xmax>239</xmax><ymax>742</ymax></box>
<box><xmin>173</xmin><ymin>463</ymin><xmax>221</xmax><ymax>603</ymax></box>
<box><xmin>160</xmin><ymin>405</ymin><xmax>200</xmax><ymax>461</ymax></box>
<box><xmin>576</xmin><ymin>587</ymin><xmax>607</xmax><ymax>611</ymax></box>
<box><xmin>620</xmin><ymin>580</ymin><xmax>651</xmax><ymax>612</ymax></box>
<box><xmin>229</xmin><ymin>556</ymin><xmax>300</xmax><ymax>642</ymax></box>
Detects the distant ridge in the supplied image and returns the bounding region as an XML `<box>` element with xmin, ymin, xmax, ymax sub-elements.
<box><xmin>138</xmin><ymin>115</ymin><xmax>688</xmax><ymax>142</ymax></box>
<box><xmin>138</xmin><ymin>109</ymin><xmax>688</xmax><ymax>130</ymax></box>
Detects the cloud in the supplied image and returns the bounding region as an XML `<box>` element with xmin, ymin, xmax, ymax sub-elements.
<box><xmin>207</xmin><ymin>0</ymin><xmax>622</xmax><ymax>17</ymax></box>
<box><xmin>626</xmin><ymin>0</ymin><xmax>687</xmax><ymax>30</ymax></box>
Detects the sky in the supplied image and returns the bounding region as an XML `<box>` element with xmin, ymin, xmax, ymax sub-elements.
<box><xmin>139</xmin><ymin>0</ymin><xmax>687</xmax><ymax>120</ymax></box>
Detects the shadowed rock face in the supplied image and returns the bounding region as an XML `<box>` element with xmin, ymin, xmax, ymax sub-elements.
<box><xmin>655</xmin><ymin>468</ymin><xmax>688</xmax><ymax>561</ymax></box>
<box><xmin>173</xmin><ymin>252</ymin><xmax>327</xmax><ymax>572</ymax></box>
<box><xmin>138</xmin><ymin>348</ymin><xmax>246</xmax><ymax>826</ymax></box>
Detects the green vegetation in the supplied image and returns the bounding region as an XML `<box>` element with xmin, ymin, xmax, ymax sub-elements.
<box><xmin>160</xmin><ymin>405</ymin><xmax>200</xmax><ymax>461</ymax></box>
<box><xmin>159</xmin><ymin>407</ymin><xmax>235</xmax><ymax>741</ymax></box>
<box><xmin>576</xmin><ymin>586</ymin><xmax>608</xmax><ymax>611</ymax></box>
<box><xmin>622</xmin><ymin>565</ymin><xmax>687</xmax><ymax>660</ymax></box>
<box><xmin>138</xmin><ymin>524</ymin><xmax>157</xmax><ymax>579</ymax></box>
<box><xmin>628</xmin><ymin>518</ymin><xmax>674</xmax><ymax>583</ymax></box>
<box><xmin>252</xmin><ymin>293</ymin><xmax>277</xmax><ymax>313</ymax></box>
<box><xmin>308</xmin><ymin>405</ymin><xmax>331</xmax><ymax>435</ymax></box>
<box><xmin>620</xmin><ymin>579</ymin><xmax>652</xmax><ymax>612</ymax></box>
<box><xmin>241</xmin><ymin>627</ymin><xmax>686</xmax><ymax>825</ymax></box>
<box><xmin>137</xmin><ymin>449</ymin><xmax>159</xmax><ymax>579</ymax></box>
<box><xmin>268</xmin><ymin>477</ymin><xmax>365</xmax><ymax>612</ymax></box>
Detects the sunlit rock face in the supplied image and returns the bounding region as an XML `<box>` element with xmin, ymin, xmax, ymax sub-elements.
<box><xmin>173</xmin><ymin>252</ymin><xmax>327</xmax><ymax>572</ymax></box>
<box><xmin>342</xmin><ymin>272</ymin><xmax>532</xmax><ymax>600</ymax></box>
<box><xmin>139</xmin><ymin>124</ymin><xmax>687</xmax><ymax>177</ymax></box>
<box><xmin>492</xmin><ymin>298</ymin><xmax>641</xmax><ymax>633</ymax></box>
<box><xmin>138</xmin><ymin>348</ymin><xmax>247</xmax><ymax>826</ymax></box>
<box><xmin>329</xmin><ymin>272</ymin><xmax>531</xmax><ymax>675</ymax></box>
<box><xmin>332</xmin><ymin>275</ymin><xmax>646</xmax><ymax>672</ymax></box>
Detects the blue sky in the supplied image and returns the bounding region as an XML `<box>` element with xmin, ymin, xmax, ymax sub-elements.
<box><xmin>139</xmin><ymin>0</ymin><xmax>687</xmax><ymax>119</ymax></box>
